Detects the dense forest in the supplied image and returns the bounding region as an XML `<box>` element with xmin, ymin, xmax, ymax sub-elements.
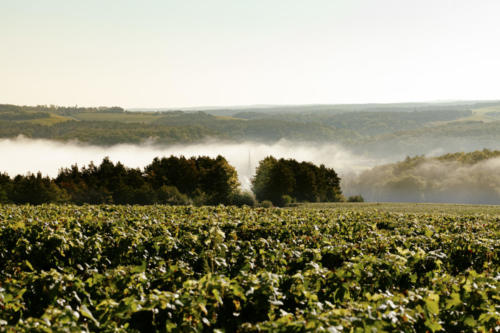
<box><xmin>0</xmin><ymin>121</ymin><xmax>214</xmax><ymax>145</ymax></box>
<box><xmin>0</xmin><ymin>156</ymin><xmax>343</xmax><ymax>206</ymax></box>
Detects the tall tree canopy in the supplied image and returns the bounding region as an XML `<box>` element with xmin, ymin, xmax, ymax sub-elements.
<box><xmin>252</xmin><ymin>157</ymin><xmax>342</xmax><ymax>206</ymax></box>
<box><xmin>0</xmin><ymin>155</ymin><xmax>240</xmax><ymax>205</ymax></box>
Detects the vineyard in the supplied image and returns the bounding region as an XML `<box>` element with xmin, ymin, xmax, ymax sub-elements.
<box><xmin>0</xmin><ymin>205</ymin><xmax>499</xmax><ymax>332</ymax></box>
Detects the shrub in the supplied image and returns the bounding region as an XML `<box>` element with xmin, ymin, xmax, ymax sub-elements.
<box><xmin>347</xmin><ymin>195</ymin><xmax>364</xmax><ymax>202</ymax></box>
<box><xmin>260</xmin><ymin>200</ymin><xmax>273</xmax><ymax>208</ymax></box>
<box><xmin>280</xmin><ymin>194</ymin><xmax>294</xmax><ymax>207</ymax></box>
<box><xmin>191</xmin><ymin>189</ymin><xmax>209</xmax><ymax>207</ymax></box>
<box><xmin>0</xmin><ymin>188</ymin><xmax>9</xmax><ymax>203</ymax></box>
<box><xmin>157</xmin><ymin>185</ymin><xmax>190</xmax><ymax>205</ymax></box>
<box><xmin>229</xmin><ymin>191</ymin><xmax>257</xmax><ymax>207</ymax></box>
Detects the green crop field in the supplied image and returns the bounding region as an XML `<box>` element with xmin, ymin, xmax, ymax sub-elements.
<box><xmin>1</xmin><ymin>205</ymin><xmax>499</xmax><ymax>332</ymax></box>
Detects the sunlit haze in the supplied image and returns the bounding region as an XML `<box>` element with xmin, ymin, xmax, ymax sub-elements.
<box><xmin>0</xmin><ymin>137</ymin><xmax>379</xmax><ymax>191</ymax></box>
<box><xmin>2</xmin><ymin>0</ymin><xmax>500</xmax><ymax>108</ymax></box>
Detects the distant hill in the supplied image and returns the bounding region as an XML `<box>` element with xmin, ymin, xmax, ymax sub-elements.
<box><xmin>347</xmin><ymin>149</ymin><xmax>500</xmax><ymax>204</ymax></box>
<box><xmin>128</xmin><ymin>100</ymin><xmax>500</xmax><ymax>116</ymax></box>
<box><xmin>0</xmin><ymin>102</ymin><xmax>499</xmax><ymax>157</ymax></box>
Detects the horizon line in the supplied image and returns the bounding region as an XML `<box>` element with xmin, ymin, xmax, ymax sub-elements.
<box><xmin>2</xmin><ymin>98</ymin><xmax>500</xmax><ymax>111</ymax></box>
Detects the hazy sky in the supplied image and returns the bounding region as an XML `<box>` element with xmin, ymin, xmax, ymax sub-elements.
<box><xmin>1</xmin><ymin>0</ymin><xmax>499</xmax><ymax>108</ymax></box>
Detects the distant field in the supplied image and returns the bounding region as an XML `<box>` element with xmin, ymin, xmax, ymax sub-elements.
<box><xmin>301</xmin><ymin>202</ymin><xmax>500</xmax><ymax>215</ymax></box>
<box><xmin>424</xmin><ymin>104</ymin><xmax>500</xmax><ymax>127</ymax></box>
<box><xmin>71</xmin><ymin>112</ymin><xmax>161</xmax><ymax>123</ymax></box>
<box><xmin>454</xmin><ymin>105</ymin><xmax>500</xmax><ymax>123</ymax></box>
<box><xmin>23</xmin><ymin>113</ymin><xmax>73</xmax><ymax>125</ymax></box>
<box><xmin>473</xmin><ymin>105</ymin><xmax>500</xmax><ymax>120</ymax></box>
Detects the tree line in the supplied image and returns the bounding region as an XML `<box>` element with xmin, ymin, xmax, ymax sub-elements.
<box><xmin>0</xmin><ymin>156</ymin><xmax>241</xmax><ymax>206</ymax></box>
<box><xmin>0</xmin><ymin>156</ymin><xmax>343</xmax><ymax>206</ymax></box>
<box><xmin>0</xmin><ymin>104</ymin><xmax>124</xmax><ymax>114</ymax></box>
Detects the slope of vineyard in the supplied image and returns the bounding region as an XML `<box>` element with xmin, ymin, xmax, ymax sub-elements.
<box><xmin>0</xmin><ymin>205</ymin><xmax>499</xmax><ymax>331</ymax></box>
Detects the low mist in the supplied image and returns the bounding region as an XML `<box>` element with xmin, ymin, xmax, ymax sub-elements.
<box><xmin>2</xmin><ymin>137</ymin><xmax>499</xmax><ymax>204</ymax></box>
<box><xmin>0</xmin><ymin>136</ymin><xmax>378</xmax><ymax>191</ymax></box>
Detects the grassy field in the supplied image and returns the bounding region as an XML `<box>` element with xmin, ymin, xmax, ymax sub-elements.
<box><xmin>427</xmin><ymin>104</ymin><xmax>500</xmax><ymax>126</ymax></box>
<box><xmin>470</xmin><ymin>105</ymin><xmax>500</xmax><ymax>122</ymax></box>
<box><xmin>23</xmin><ymin>113</ymin><xmax>73</xmax><ymax>125</ymax></box>
<box><xmin>71</xmin><ymin>112</ymin><xmax>161</xmax><ymax>123</ymax></box>
<box><xmin>0</xmin><ymin>204</ymin><xmax>498</xmax><ymax>331</ymax></box>
<box><xmin>446</xmin><ymin>105</ymin><xmax>500</xmax><ymax>123</ymax></box>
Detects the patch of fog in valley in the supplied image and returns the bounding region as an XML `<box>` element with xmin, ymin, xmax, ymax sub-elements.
<box><xmin>1</xmin><ymin>136</ymin><xmax>499</xmax><ymax>204</ymax></box>
<box><xmin>0</xmin><ymin>136</ymin><xmax>381</xmax><ymax>191</ymax></box>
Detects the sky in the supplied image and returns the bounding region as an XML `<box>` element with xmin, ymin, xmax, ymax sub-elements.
<box><xmin>1</xmin><ymin>0</ymin><xmax>499</xmax><ymax>108</ymax></box>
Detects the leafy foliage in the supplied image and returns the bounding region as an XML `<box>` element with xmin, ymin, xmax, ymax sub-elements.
<box><xmin>252</xmin><ymin>157</ymin><xmax>342</xmax><ymax>206</ymax></box>
<box><xmin>347</xmin><ymin>195</ymin><xmax>364</xmax><ymax>202</ymax></box>
<box><xmin>0</xmin><ymin>156</ymin><xmax>239</xmax><ymax>205</ymax></box>
<box><xmin>1</xmin><ymin>205</ymin><xmax>498</xmax><ymax>331</ymax></box>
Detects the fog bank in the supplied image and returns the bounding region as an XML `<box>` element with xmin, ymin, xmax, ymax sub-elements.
<box><xmin>3</xmin><ymin>137</ymin><xmax>498</xmax><ymax>204</ymax></box>
<box><xmin>0</xmin><ymin>137</ymin><xmax>379</xmax><ymax>190</ymax></box>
